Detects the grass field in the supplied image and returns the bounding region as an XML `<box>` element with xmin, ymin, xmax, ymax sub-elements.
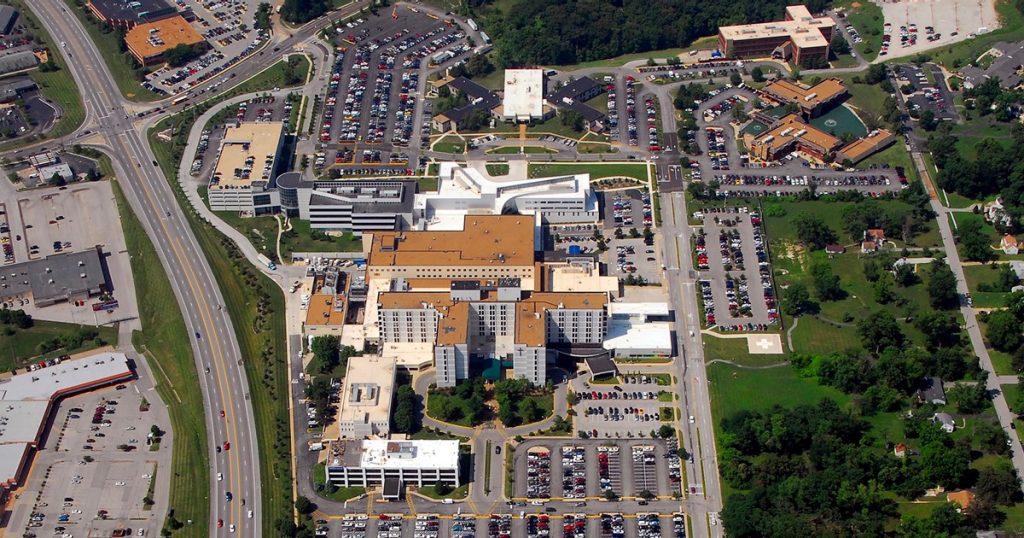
<box><xmin>150</xmin><ymin>111</ymin><xmax>293</xmax><ymax>533</ymax></box>
<box><xmin>312</xmin><ymin>463</ymin><xmax>366</xmax><ymax>502</ymax></box>
<box><xmin>707</xmin><ymin>362</ymin><xmax>851</xmax><ymax>426</ymax></box>
<box><xmin>788</xmin><ymin>315</ymin><xmax>864</xmax><ymax>355</ymax></box>
<box><xmin>433</xmin><ymin>134</ymin><xmax>465</xmax><ymax>154</ymax></box>
<box><xmin>950</xmin><ymin>119</ymin><xmax>1016</xmax><ymax>161</ymax></box>
<box><xmin>839</xmin><ymin>75</ymin><xmax>890</xmax><ymax>125</ymax></box>
<box><xmin>113</xmin><ymin>182</ymin><xmax>209</xmax><ymax>538</ymax></box>
<box><xmin>0</xmin><ymin>320</ymin><xmax>118</xmax><ymax>373</ymax></box>
<box><xmin>61</xmin><ymin>0</ymin><xmax>162</xmax><ymax>101</ymax></box>
<box><xmin>962</xmin><ymin>263</ymin><xmax>1013</xmax><ymax>308</ymax></box>
<box><xmin>702</xmin><ymin>335</ymin><xmax>788</xmax><ymax>366</ymax></box>
<box><xmin>856</xmin><ymin>143</ymin><xmax>921</xmax><ymax>185</ymax></box>
<box><xmin>835</xmin><ymin>0</ymin><xmax>884</xmax><ymax>62</ymax></box>
<box><xmin>528</xmin><ymin>162</ymin><xmax>648</xmax><ymax>182</ymax></box>
<box><xmin>485</xmin><ymin>163</ymin><xmax>510</xmax><ymax>176</ymax></box>
<box><xmin>418</xmin><ymin>177</ymin><xmax>439</xmax><ymax>191</ymax></box>
<box><xmin>417</xmin><ymin>482</ymin><xmax>469</xmax><ymax>500</ymax></box>
<box><xmin>979</xmin><ymin>317</ymin><xmax>1017</xmax><ymax>376</ymax></box>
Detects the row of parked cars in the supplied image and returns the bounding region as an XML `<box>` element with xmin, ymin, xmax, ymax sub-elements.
<box><xmin>487</xmin><ymin>514</ymin><xmax>512</xmax><ymax>538</ymax></box>
<box><xmin>600</xmin><ymin>513</ymin><xmax>625</xmax><ymax>538</ymax></box>
<box><xmin>391</xmin><ymin>72</ymin><xmax>419</xmax><ymax>146</ymax></box>
<box><xmin>561</xmin><ymin>446</ymin><xmax>586</xmax><ymax>499</ymax></box>
<box><xmin>705</xmin><ymin>127</ymin><xmax>730</xmax><ymax>171</ymax></box>
<box><xmin>624</xmin><ymin>76</ymin><xmax>639</xmax><ymax>146</ymax></box>
<box><xmin>526</xmin><ymin>449</ymin><xmax>551</xmax><ymax>498</ymax></box>
<box><xmin>712</xmin><ymin>173</ymin><xmax>899</xmax><ymax>189</ymax></box>
<box><xmin>365</xmin><ymin>71</ymin><xmax>393</xmax><ymax>143</ymax></box>
<box><xmin>644</xmin><ymin>96</ymin><xmax>659</xmax><ymax>152</ymax></box>
<box><xmin>318</xmin><ymin>47</ymin><xmax>346</xmax><ymax>148</ymax></box>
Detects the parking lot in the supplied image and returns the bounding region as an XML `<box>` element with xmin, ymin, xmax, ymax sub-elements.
<box><xmin>313</xmin><ymin>9</ymin><xmax>473</xmax><ymax>176</ymax></box>
<box><xmin>572</xmin><ymin>376</ymin><xmax>676</xmax><ymax>438</ymax></box>
<box><xmin>143</xmin><ymin>0</ymin><xmax>268</xmax><ymax>95</ymax></box>
<box><xmin>5</xmin><ymin>181</ymin><xmax>138</xmax><ymax>325</ymax></box>
<box><xmin>190</xmin><ymin>93</ymin><xmax>296</xmax><ymax>178</ymax></box>
<box><xmin>7</xmin><ymin>382</ymin><xmax>169</xmax><ymax>538</ymax></box>
<box><xmin>599</xmin><ymin>189</ymin><xmax>659</xmax><ymax>282</ymax></box>
<box><xmin>514</xmin><ymin>439</ymin><xmax>680</xmax><ymax>500</ymax></box>
<box><xmin>694</xmin><ymin>206</ymin><xmax>778</xmax><ymax>331</ymax></box>
<box><xmin>875</xmin><ymin>0</ymin><xmax>998</xmax><ymax>59</ymax></box>
<box><xmin>894</xmin><ymin>63</ymin><xmax>958</xmax><ymax>122</ymax></box>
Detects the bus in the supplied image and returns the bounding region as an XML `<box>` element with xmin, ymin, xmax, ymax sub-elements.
<box><xmin>171</xmin><ymin>95</ymin><xmax>189</xmax><ymax>106</ymax></box>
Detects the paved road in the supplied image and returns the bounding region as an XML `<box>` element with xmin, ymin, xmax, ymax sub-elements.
<box><xmin>25</xmin><ymin>1</ymin><xmax>263</xmax><ymax>535</ymax></box>
<box><xmin>660</xmin><ymin>190</ymin><xmax>724</xmax><ymax>538</ymax></box>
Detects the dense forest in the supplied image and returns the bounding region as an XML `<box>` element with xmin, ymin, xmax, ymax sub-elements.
<box><xmin>481</xmin><ymin>0</ymin><xmax>829</xmax><ymax>66</ymax></box>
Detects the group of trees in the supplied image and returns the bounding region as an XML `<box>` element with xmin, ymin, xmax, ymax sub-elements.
<box><xmin>164</xmin><ymin>43</ymin><xmax>206</xmax><ymax>68</ymax></box>
<box><xmin>431</xmin><ymin>377</ymin><xmax>488</xmax><ymax>424</ymax></box>
<box><xmin>0</xmin><ymin>308</ymin><xmax>33</xmax><ymax>329</ymax></box>
<box><xmin>494</xmin><ymin>378</ymin><xmax>545</xmax><ymax>426</ymax></box>
<box><xmin>310</xmin><ymin>336</ymin><xmax>356</xmax><ymax>375</ymax></box>
<box><xmin>984</xmin><ymin>289</ymin><xmax>1024</xmax><ymax>355</ymax></box>
<box><xmin>449</xmin><ymin>54</ymin><xmax>495</xmax><ymax>79</ymax></box>
<box><xmin>391</xmin><ymin>384</ymin><xmax>421</xmax><ymax>434</ymax></box>
<box><xmin>36</xmin><ymin>327</ymin><xmax>103</xmax><ymax>355</ymax></box>
<box><xmin>484</xmin><ymin>0</ymin><xmax>828</xmax><ymax>66</ymax></box>
<box><xmin>964</xmin><ymin>77</ymin><xmax>1022</xmax><ymax>123</ymax></box>
<box><xmin>280</xmin><ymin>0</ymin><xmax>330</xmax><ymax>24</ymax></box>
<box><xmin>930</xmin><ymin>126</ymin><xmax>1024</xmax><ymax>226</ymax></box>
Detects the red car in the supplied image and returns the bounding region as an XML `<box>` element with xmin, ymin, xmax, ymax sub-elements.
<box><xmin>219</xmin><ymin>410</ymin><xmax>225</xmax><ymax>418</ymax></box>
<box><xmin>223</xmin><ymin>442</ymin><xmax>230</xmax><ymax>451</ymax></box>
<box><xmin>217</xmin><ymin>519</ymin><xmax>223</xmax><ymax>528</ymax></box>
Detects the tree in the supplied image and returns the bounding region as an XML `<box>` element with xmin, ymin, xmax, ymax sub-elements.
<box><xmin>947</xmin><ymin>381</ymin><xmax>989</xmax><ymax>414</ymax></box>
<box><xmin>914</xmin><ymin>311</ymin><xmax>961</xmax><ymax>349</ymax></box>
<box><xmin>894</xmin><ymin>263</ymin><xmax>918</xmax><ymax>286</ymax></box>
<box><xmin>927</xmin><ymin>261</ymin><xmax>960</xmax><ymax>309</ymax></box>
<box><xmin>639</xmin><ymin>489</ymin><xmax>656</xmax><ymax>500</ymax></box>
<box><xmin>810</xmin><ymin>261</ymin><xmax>844</xmax><ymax>301</ymax></box>
<box><xmin>294</xmin><ymin>496</ymin><xmax>314</xmax><ymax>515</ymax></box>
<box><xmin>164</xmin><ymin>43</ymin><xmax>204</xmax><ymax>68</ymax></box>
<box><xmin>873</xmin><ymin>273</ymin><xmax>897</xmax><ymax>304</ymax></box>
<box><xmin>603</xmin><ymin>489</ymin><xmax>619</xmax><ymax>501</ymax></box>
<box><xmin>865</xmin><ymin>64</ymin><xmax>888</xmax><ymax>85</ymax></box>
<box><xmin>976</xmin><ymin>461</ymin><xmax>1021</xmax><ymax>504</ymax></box>
<box><xmin>781</xmin><ymin>282</ymin><xmax>816</xmax><ymax>316</ymax></box>
<box><xmin>1007</xmin><ymin>290</ymin><xmax>1024</xmax><ymax>320</ymax></box>
<box><xmin>919</xmin><ymin>109</ymin><xmax>939</xmax><ymax>131</ymax></box>
<box><xmin>280</xmin><ymin>0</ymin><xmax>329</xmax><ymax>24</ymax></box>
<box><xmin>857</xmin><ymin>310</ymin><xmax>904</xmax><ymax>354</ymax></box>
<box><xmin>310</xmin><ymin>335</ymin><xmax>341</xmax><ymax>373</ymax></box>
<box><xmin>958</xmin><ymin>218</ymin><xmax>996</xmax><ymax>262</ymax></box>
<box><xmin>729</xmin><ymin>72</ymin><xmax>742</xmax><ymax>86</ymax></box>
<box><xmin>750</xmin><ymin>66</ymin><xmax>765</xmax><ymax>83</ymax></box>
<box><xmin>658</xmin><ymin>424</ymin><xmax>675</xmax><ymax>439</ymax></box>
<box><xmin>48</xmin><ymin>172</ymin><xmax>65</xmax><ymax>187</ymax></box>
<box><xmin>392</xmin><ymin>385</ymin><xmax>420</xmax><ymax>433</ymax></box>
<box><xmin>830</xmin><ymin>33</ymin><xmax>851</xmax><ymax>55</ymax></box>
<box><xmin>792</xmin><ymin>213</ymin><xmax>837</xmax><ymax>250</ymax></box>
<box><xmin>559</xmin><ymin>109</ymin><xmax>585</xmax><ymax>132</ymax></box>
<box><xmin>985</xmin><ymin>310</ymin><xmax>1021</xmax><ymax>352</ymax></box>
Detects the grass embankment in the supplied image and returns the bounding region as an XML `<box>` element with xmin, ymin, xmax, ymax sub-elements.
<box><xmin>61</xmin><ymin>0</ymin><xmax>162</xmax><ymax>101</ymax></box>
<box><xmin>835</xmin><ymin>0</ymin><xmax>883</xmax><ymax>62</ymax></box>
<box><xmin>0</xmin><ymin>0</ymin><xmax>84</xmax><ymax>148</ymax></box>
<box><xmin>0</xmin><ymin>321</ymin><xmax>118</xmax><ymax>372</ymax></box>
<box><xmin>528</xmin><ymin>162</ymin><xmax>648</xmax><ymax>182</ymax></box>
<box><xmin>113</xmin><ymin>182</ymin><xmax>209</xmax><ymax>538</ymax></box>
<box><xmin>149</xmin><ymin>89</ymin><xmax>297</xmax><ymax>534</ymax></box>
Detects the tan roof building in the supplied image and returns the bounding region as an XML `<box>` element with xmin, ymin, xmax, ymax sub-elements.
<box><xmin>762</xmin><ymin>78</ymin><xmax>848</xmax><ymax>118</ymax></box>
<box><xmin>718</xmin><ymin>5</ymin><xmax>836</xmax><ymax>68</ymax></box>
<box><xmin>125</xmin><ymin>15</ymin><xmax>205</xmax><ymax>66</ymax></box>
<box><xmin>836</xmin><ymin>129</ymin><xmax>896</xmax><ymax>164</ymax></box>
<box><xmin>745</xmin><ymin>114</ymin><xmax>841</xmax><ymax>162</ymax></box>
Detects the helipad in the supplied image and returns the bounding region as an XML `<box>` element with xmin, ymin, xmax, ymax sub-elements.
<box><xmin>746</xmin><ymin>333</ymin><xmax>784</xmax><ymax>354</ymax></box>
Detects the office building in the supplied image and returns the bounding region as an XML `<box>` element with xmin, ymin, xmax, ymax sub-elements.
<box><xmin>326</xmin><ymin>440</ymin><xmax>460</xmax><ymax>492</ymax></box>
<box><xmin>500</xmin><ymin>69</ymin><xmax>549</xmax><ymax>122</ymax></box>
<box><xmin>744</xmin><ymin>113</ymin><xmax>841</xmax><ymax>162</ymax></box>
<box><xmin>431</xmin><ymin>76</ymin><xmax>499</xmax><ymax>132</ymax></box>
<box><xmin>761</xmin><ymin>78</ymin><xmax>847</xmax><ymax>118</ymax></box>
<box><xmin>334</xmin><ymin>356</ymin><xmax>396</xmax><ymax>439</ymax></box>
<box><xmin>835</xmin><ymin>129</ymin><xmax>896</xmax><ymax>164</ymax></box>
<box><xmin>718</xmin><ymin>5</ymin><xmax>835</xmax><ymax>68</ymax></box>
<box><xmin>416</xmin><ymin>162</ymin><xmax>599</xmax><ymax>229</ymax></box>
<box><xmin>87</xmin><ymin>0</ymin><xmax>177</xmax><ymax>28</ymax></box>
<box><xmin>125</xmin><ymin>15</ymin><xmax>205</xmax><ymax>66</ymax></box>
<box><xmin>207</xmin><ymin>122</ymin><xmax>285</xmax><ymax>213</ymax></box>
<box><xmin>0</xmin><ymin>247</ymin><xmax>108</xmax><ymax>307</ymax></box>
<box><xmin>276</xmin><ymin>173</ymin><xmax>416</xmax><ymax>233</ymax></box>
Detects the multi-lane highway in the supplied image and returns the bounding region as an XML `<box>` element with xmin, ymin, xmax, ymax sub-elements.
<box><xmin>25</xmin><ymin>0</ymin><xmax>262</xmax><ymax>534</ymax></box>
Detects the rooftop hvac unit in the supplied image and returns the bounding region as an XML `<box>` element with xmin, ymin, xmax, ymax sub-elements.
<box><xmin>804</xmin><ymin>92</ymin><xmax>817</xmax><ymax>101</ymax></box>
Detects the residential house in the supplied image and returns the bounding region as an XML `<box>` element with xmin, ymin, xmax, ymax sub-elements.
<box><xmin>946</xmin><ymin>490</ymin><xmax>975</xmax><ymax>511</ymax></box>
<box><xmin>825</xmin><ymin>244</ymin><xmax>846</xmax><ymax>256</ymax></box>
<box><xmin>893</xmin><ymin>443</ymin><xmax>907</xmax><ymax>458</ymax></box>
<box><xmin>933</xmin><ymin>412</ymin><xmax>955</xmax><ymax>433</ymax></box>
<box><xmin>916</xmin><ymin>377</ymin><xmax>947</xmax><ymax>405</ymax></box>
<box><xmin>1001</xmin><ymin>234</ymin><xmax>1019</xmax><ymax>255</ymax></box>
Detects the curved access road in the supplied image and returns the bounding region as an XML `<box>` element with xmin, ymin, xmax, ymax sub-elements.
<box><xmin>25</xmin><ymin>0</ymin><xmax>262</xmax><ymax>535</ymax></box>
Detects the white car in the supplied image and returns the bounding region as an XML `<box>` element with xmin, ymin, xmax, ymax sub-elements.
<box><xmin>141</xmin><ymin>474</ymin><xmax>152</xmax><ymax>479</ymax></box>
<box><xmin>229</xmin><ymin>525</ymin><xmax>235</xmax><ymax>533</ymax></box>
<box><xmin>247</xmin><ymin>510</ymin><xmax>253</xmax><ymax>519</ymax></box>
<box><xmin>217</xmin><ymin>473</ymin><xmax>223</xmax><ymax>481</ymax></box>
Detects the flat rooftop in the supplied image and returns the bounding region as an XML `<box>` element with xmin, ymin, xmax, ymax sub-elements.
<box><xmin>608</xmin><ymin>302</ymin><xmax>670</xmax><ymax>317</ymax></box>
<box><xmin>763</xmin><ymin>78</ymin><xmax>847</xmax><ymax>109</ymax></box>
<box><xmin>0</xmin><ymin>352</ymin><xmax>132</xmax><ymax>401</ymax></box>
<box><xmin>837</xmin><ymin>129</ymin><xmax>895</xmax><ymax>162</ymax></box>
<box><xmin>0</xmin><ymin>248</ymin><xmax>107</xmax><ymax>304</ymax></box>
<box><xmin>87</xmin><ymin>0</ymin><xmax>177</xmax><ymax>24</ymax></box>
<box><xmin>351</xmin><ymin>439</ymin><xmax>460</xmax><ymax>470</ymax></box>
<box><xmin>305</xmin><ymin>293</ymin><xmax>346</xmax><ymax>327</ymax></box>
<box><xmin>209</xmin><ymin>122</ymin><xmax>284</xmax><ymax>190</ymax></box>
<box><xmin>0</xmin><ymin>400</ymin><xmax>49</xmax><ymax>444</ymax></box>
<box><xmin>125</xmin><ymin>15</ymin><xmax>204</xmax><ymax>60</ymax></box>
<box><xmin>719</xmin><ymin>5</ymin><xmax>835</xmax><ymax>49</ymax></box>
<box><xmin>336</xmin><ymin>356</ymin><xmax>395</xmax><ymax>431</ymax></box>
<box><xmin>503</xmin><ymin>69</ymin><xmax>545</xmax><ymax>119</ymax></box>
<box><xmin>603</xmin><ymin>320</ymin><xmax>673</xmax><ymax>354</ymax></box>
<box><xmin>368</xmin><ymin>215</ymin><xmax>536</xmax><ymax>269</ymax></box>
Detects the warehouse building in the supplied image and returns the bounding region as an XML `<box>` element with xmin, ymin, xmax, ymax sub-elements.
<box><xmin>125</xmin><ymin>15</ymin><xmax>205</xmax><ymax>66</ymax></box>
<box><xmin>86</xmin><ymin>0</ymin><xmax>177</xmax><ymax>28</ymax></box>
<box><xmin>207</xmin><ymin>122</ymin><xmax>285</xmax><ymax>213</ymax></box>
<box><xmin>325</xmin><ymin>440</ymin><xmax>460</xmax><ymax>494</ymax></box>
<box><xmin>718</xmin><ymin>5</ymin><xmax>835</xmax><ymax>68</ymax></box>
<box><xmin>0</xmin><ymin>247</ymin><xmax>108</xmax><ymax>307</ymax></box>
<box><xmin>0</xmin><ymin>6</ymin><xmax>19</xmax><ymax>36</ymax></box>
<box><xmin>0</xmin><ymin>51</ymin><xmax>37</xmax><ymax>77</ymax></box>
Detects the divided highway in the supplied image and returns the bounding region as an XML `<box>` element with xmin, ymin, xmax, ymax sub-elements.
<box><xmin>26</xmin><ymin>0</ymin><xmax>261</xmax><ymax>535</ymax></box>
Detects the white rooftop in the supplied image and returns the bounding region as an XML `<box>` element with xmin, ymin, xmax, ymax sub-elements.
<box><xmin>0</xmin><ymin>400</ymin><xmax>49</xmax><ymax>444</ymax></box>
<box><xmin>0</xmin><ymin>443</ymin><xmax>30</xmax><ymax>486</ymax></box>
<box><xmin>603</xmin><ymin>320</ymin><xmax>673</xmax><ymax>355</ymax></box>
<box><xmin>335</xmin><ymin>356</ymin><xmax>396</xmax><ymax>432</ymax></box>
<box><xmin>358</xmin><ymin>439</ymin><xmax>460</xmax><ymax>470</ymax></box>
<box><xmin>0</xmin><ymin>352</ymin><xmax>132</xmax><ymax>401</ymax></box>
<box><xmin>503</xmin><ymin>69</ymin><xmax>545</xmax><ymax>120</ymax></box>
<box><xmin>608</xmin><ymin>302</ymin><xmax>670</xmax><ymax>317</ymax></box>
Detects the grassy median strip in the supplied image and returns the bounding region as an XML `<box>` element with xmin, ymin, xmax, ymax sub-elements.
<box><xmin>112</xmin><ymin>181</ymin><xmax>210</xmax><ymax>537</ymax></box>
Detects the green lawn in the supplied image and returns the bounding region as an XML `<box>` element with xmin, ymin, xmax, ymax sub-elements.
<box><xmin>702</xmin><ymin>335</ymin><xmax>789</xmax><ymax>366</ymax></box>
<box><xmin>855</xmin><ymin>143</ymin><xmax>921</xmax><ymax>185</ymax></box>
<box><xmin>418</xmin><ymin>177</ymin><xmax>439</xmax><ymax>191</ymax></box>
<box><xmin>229</xmin><ymin>56</ymin><xmax>310</xmax><ymax>98</ymax></box>
<box><xmin>488</xmin><ymin>145</ymin><xmax>557</xmax><ymax>154</ymax></box>
<box><xmin>0</xmin><ymin>320</ymin><xmax>118</xmax><ymax>373</ymax></box>
<box><xmin>114</xmin><ymin>182</ymin><xmax>209</xmax><ymax>538</ymax></box>
<box><xmin>708</xmin><ymin>362</ymin><xmax>851</xmax><ymax>426</ymax></box>
<box><xmin>978</xmin><ymin>317</ymin><xmax>1016</xmax><ymax>376</ymax></box>
<box><xmin>788</xmin><ymin>315</ymin><xmax>863</xmax><ymax>355</ymax></box>
<box><xmin>485</xmin><ymin>163</ymin><xmax>510</xmax><ymax>176</ymax></box>
<box><xmin>417</xmin><ymin>482</ymin><xmax>469</xmax><ymax>500</ymax></box>
<box><xmin>312</xmin><ymin>462</ymin><xmax>366</xmax><ymax>502</ymax></box>
<box><xmin>962</xmin><ymin>264</ymin><xmax>1013</xmax><ymax>308</ymax></box>
<box><xmin>839</xmin><ymin>76</ymin><xmax>890</xmax><ymax>126</ymax></box>
<box><xmin>61</xmin><ymin>0</ymin><xmax>162</xmax><ymax>101</ymax></box>
<box><xmin>551</xmin><ymin>47</ymin><xmax>692</xmax><ymax>70</ymax></box>
<box><xmin>528</xmin><ymin>162</ymin><xmax>648</xmax><ymax>182</ymax></box>
<box><xmin>425</xmin><ymin>390</ymin><xmax>478</xmax><ymax>427</ymax></box>
<box><xmin>433</xmin><ymin>134</ymin><xmax>465</xmax><ymax>154</ymax></box>
<box><xmin>950</xmin><ymin>118</ymin><xmax>1016</xmax><ymax>161</ymax></box>
<box><xmin>835</xmin><ymin>0</ymin><xmax>883</xmax><ymax>62</ymax></box>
